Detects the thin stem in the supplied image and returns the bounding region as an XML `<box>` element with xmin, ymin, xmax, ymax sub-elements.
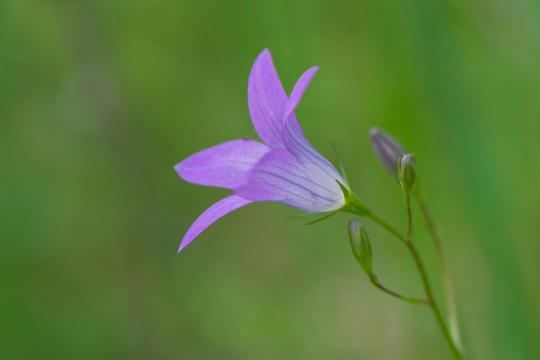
<box><xmin>417</xmin><ymin>195</ymin><xmax>462</xmax><ymax>350</ymax></box>
<box><xmin>405</xmin><ymin>192</ymin><xmax>462</xmax><ymax>359</ymax></box>
<box><xmin>365</xmin><ymin>211</ymin><xmax>407</xmax><ymax>244</ymax></box>
<box><xmin>368</xmin><ymin>275</ymin><xmax>430</xmax><ymax>306</ymax></box>
<box><xmin>405</xmin><ymin>194</ymin><xmax>413</xmax><ymax>239</ymax></box>
<box><xmin>405</xmin><ymin>237</ymin><xmax>462</xmax><ymax>359</ymax></box>
<box><xmin>367</xmin><ymin>207</ymin><xmax>463</xmax><ymax>359</ymax></box>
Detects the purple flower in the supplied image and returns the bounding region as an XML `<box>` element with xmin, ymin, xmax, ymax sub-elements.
<box><xmin>175</xmin><ymin>49</ymin><xmax>348</xmax><ymax>251</ymax></box>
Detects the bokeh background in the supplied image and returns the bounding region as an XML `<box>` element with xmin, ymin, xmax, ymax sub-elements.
<box><xmin>1</xmin><ymin>0</ymin><xmax>539</xmax><ymax>359</ymax></box>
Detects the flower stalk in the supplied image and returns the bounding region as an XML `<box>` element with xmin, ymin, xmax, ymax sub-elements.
<box><xmin>346</xmin><ymin>188</ymin><xmax>463</xmax><ymax>359</ymax></box>
<box><xmin>344</xmin><ymin>151</ymin><xmax>462</xmax><ymax>358</ymax></box>
<box><xmin>416</xmin><ymin>188</ymin><xmax>463</xmax><ymax>351</ymax></box>
<box><xmin>402</xmin><ymin>191</ymin><xmax>463</xmax><ymax>359</ymax></box>
<box><xmin>368</xmin><ymin>129</ymin><xmax>463</xmax><ymax>357</ymax></box>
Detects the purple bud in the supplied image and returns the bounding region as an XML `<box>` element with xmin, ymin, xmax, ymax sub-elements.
<box><xmin>369</xmin><ymin>128</ymin><xmax>406</xmax><ymax>177</ymax></box>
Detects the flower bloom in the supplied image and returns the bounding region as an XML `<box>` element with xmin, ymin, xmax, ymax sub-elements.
<box><xmin>175</xmin><ymin>49</ymin><xmax>347</xmax><ymax>251</ymax></box>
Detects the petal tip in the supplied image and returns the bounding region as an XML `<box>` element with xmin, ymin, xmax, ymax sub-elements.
<box><xmin>178</xmin><ymin>240</ymin><xmax>188</xmax><ymax>253</ymax></box>
<box><xmin>174</xmin><ymin>160</ymin><xmax>187</xmax><ymax>180</ymax></box>
<box><xmin>260</xmin><ymin>48</ymin><xmax>271</xmax><ymax>57</ymax></box>
<box><xmin>369</xmin><ymin>128</ymin><xmax>381</xmax><ymax>138</ymax></box>
<box><xmin>254</xmin><ymin>49</ymin><xmax>273</xmax><ymax>66</ymax></box>
<box><xmin>175</xmin><ymin>195</ymin><xmax>253</xmax><ymax>254</ymax></box>
<box><xmin>178</xmin><ymin>233</ymin><xmax>192</xmax><ymax>252</ymax></box>
<box><xmin>308</xmin><ymin>66</ymin><xmax>320</xmax><ymax>74</ymax></box>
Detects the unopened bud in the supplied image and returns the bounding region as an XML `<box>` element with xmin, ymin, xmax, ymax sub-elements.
<box><xmin>348</xmin><ymin>220</ymin><xmax>373</xmax><ymax>274</ymax></box>
<box><xmin>398</xmin><ymin>153</ymin><xmax>416</xmax><ymax>194</ymax></box>
<box><xmin>369</xmin><ymin>128</ymin><xmax>406</xmax><ymax>177</ymax></box>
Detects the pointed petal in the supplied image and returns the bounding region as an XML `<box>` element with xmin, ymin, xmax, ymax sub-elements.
<box><xmin>280</xmin><ymin>70</ymin><xmax>345</xmax><ymax>186</ymax></box>
<box><xmin>235</xmin><ymin>150</ymin><xmax>345</xmax><ymax>213</ymax></box>
<box><xmin>179</xmin><ymin>195</ymin><xmax>253</xmax><ymax>251</ymax></box>
<box><xmin>248</xmin><ymin>49</ymin><xmax>300</xmax><ymax>148</ymax></box>
<box><xmin>175</xmin><ymin>139</ymin><xmax>270</xmax><ymax>189</ymax></box>
<box><xmin>283</xmin><ymin>66</ymin><xmax>319</xmax><ymax>121</ymax></box>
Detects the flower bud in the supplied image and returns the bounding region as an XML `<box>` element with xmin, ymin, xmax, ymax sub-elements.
<box><xmin>369</xmin><ymin>128</ymin><xmax>406</xmax><ymax>177</ymax></box>
<box><xmin>348</xmin><ymin>220</ymin><xmax>373</xmax><ymax>274</ymax></box>
<box><xmin>398</xmin><ymin>153</ymin><xmax>416</xmax><ymax>194</ymax></box>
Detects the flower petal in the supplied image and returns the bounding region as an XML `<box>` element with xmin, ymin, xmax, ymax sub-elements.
<box><xmin>280</xmin><ymin>69</ymin><xmax>345</xmax><ymax>185</ymax></box>
<box><xmin>248</xmin><ymin>49</ymin><xmax>300</xmax><ymax>148</ymax></box>
<box><xmin>283</xmin><ymin>66</ymin><xmax>319</xmax><ymax>122</ymax></box>
<box><xmin>179</xmin><ymin>195</ymin><xmax>253</xmax><ymax>251</ymax></box>
<box><xmin>235</xmin><ymin>149</ymin><xmax>345</xmax><ymax>213</ymax></box>
<box><xmin>175</xmin><ymin>139</ymin><xmax>270</xmax><ymax>189</ymax></box>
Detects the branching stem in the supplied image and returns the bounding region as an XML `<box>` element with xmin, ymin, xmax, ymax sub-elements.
<box><xmin>368</xmin><ymin>274</ymin><xmax>430</xmax><ymax>306</ymax></box>
<box><xmin>364</xmin><ymin>204</ymin><xmax>463</xmax><ymax>360</ymax></box>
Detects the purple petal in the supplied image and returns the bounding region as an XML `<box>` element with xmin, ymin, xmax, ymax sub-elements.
<box><xmin>175</xmin><ymin>139</ymin><xmax>270</xmax><ymax>189</ymax></box>
<box><xmin>282</xmin><ymin>117</ymin><xmax>342</xmax><ymax>183</ymax></box>
<box><xmin>283</xmin><ymin>66</ymin><xmax>319</xmax><ymax>122</ymax></box>
<box><xmin>248</xmin><ymin>49</ymin><xmax>300</xmax><ymax>148</ymax></box>
<box><xmin>179</xmin><ymin>195</ymin><xmax>253</xmax><ymax>251</ymax></box>
<box><xmin>235</xmin><ymin>149</ymin><xmax>345</xmax><ymax>213</ymax></box>
<box><xmin>279</xmin><ymin>69</ymin><xmax>345</xmax><ymax>186</ymax></box>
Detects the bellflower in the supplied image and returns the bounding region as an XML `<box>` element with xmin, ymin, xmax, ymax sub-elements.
<box><xmin>175</xmin><ymin>49</ymin><xmax>351</xmax><ymax>251</ymax></box>
<box><xmin>174</xmin><ymin>51</ymin><xmax>463</xmax><ymax>358</ymax></box>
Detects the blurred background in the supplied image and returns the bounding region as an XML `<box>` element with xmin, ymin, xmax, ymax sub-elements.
<box><xmin>1</xmin><ymin>0</ymin><xmax>539</xmax><ymax>358</ymax></box>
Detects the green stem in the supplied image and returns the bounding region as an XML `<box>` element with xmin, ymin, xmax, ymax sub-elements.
<box><xmin>368</xmin><ymin>275</ymin><xmax>430</xmax><ymax>306</ymax></box>
<box><xmin>366</xmin><ymin>208</ymin><xmax>463</xmax><ymax>359</ymax></box>
<box><xmin>417</xmin><ymin>194</ymin><xmax>462</xmax><ymax>350</ymax></box>
<box><xmin>405</xmin><ymin>195</ymin><xmax>413</xmax><ymax>240</ymax></box>
<box><xmin>405</xmin><ymin>238</ymin><xmax>462</xmax><ymax>359</ymax></box>
<box><xmin>366</xmin><ymin>211</ymin><xmax>407</xmax><ymax>244</ymax></box>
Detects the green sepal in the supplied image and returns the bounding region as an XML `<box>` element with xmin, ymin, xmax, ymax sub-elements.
<box><xmin>304</xmin><ymin>210</ymin><xmax>340</xmax><ymax>225</ymax></box>
<box><xmin>398</xmin><ymin>153</ymin><xmax>416</xmax><ymax>195</ymax></box>
<box><xmin>337</xmin><ymin>181</ymin><xmax>370</xmax><ymax>217</ymax></box>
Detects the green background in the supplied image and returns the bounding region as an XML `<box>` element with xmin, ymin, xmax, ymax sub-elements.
<box><xmin>1</xmin><ymin>0</ymin><xmax>539</xmax><ymax>358</ymax></box>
